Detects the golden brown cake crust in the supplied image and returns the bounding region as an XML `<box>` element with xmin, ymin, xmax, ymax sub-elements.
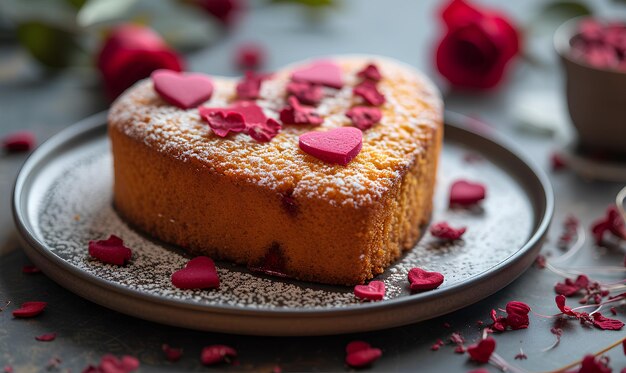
<box><xmin>109</xmin><ymin>55</ymin><xmax>443</xmax><ymax>285</ymax></box>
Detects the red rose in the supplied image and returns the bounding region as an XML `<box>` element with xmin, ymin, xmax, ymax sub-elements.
<box><xmin>435</xmin><ymin>0</ymin><xmax>519</xmax><ymax>90</ymax></box>
<box><xmin>197</xmin><ymin>0</ymin><xmax>244</xmax><ymax>26</ymax></box>
<box><xmin>97</xmin><ymin>24</ymin><xmax>184</xmax><ymax>99</ymax></box>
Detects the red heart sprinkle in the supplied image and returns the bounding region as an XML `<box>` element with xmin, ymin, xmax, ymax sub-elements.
<box><xmin>354</xmin><ymin>280</ymin><xmax>385</xmax><ymax>301</ymax></box>
<box><xmin>345</xmin><ymin>347</ymin><xmax>382</xmax><ymax>368</ymax></box>
<box><xmin>346</xmin><ymin>106</ymin><xmax>382</xmax><ymax>131</ymax></box>
<box><xmin>152</xmin><ymin>69</ymin><xmax>214</xmax><ymax>109</ymax></box>
<box><xmin>592</xmin><ymin>312</ymin><xmax>624</xmax><ymax>330</ymax></box>
<box><xmin>236</xmin><ymin>71</ymin><xmax>269</xmax><ymax>100</ymax></box>
<box><xmin>247</xmin><ymin>118</ymin><xmax>281</xmax><ymax>143</ymax></box>
<box><xmin>203</xmin><ymin>111</ymin><xmax>247</xmax><ymax>138</ymax></box>
<box><xmin>353</xmin><ymin>80</ymin><xmax>385</xmax><ymax>106</ymax></box>
<box><xmin>280</xmin><ymin>96</ymin><xmax>324</xmax><ymax>126</ymax></box>
<box><xmin>345</xmin><ymin>341</ymin><xmax>371</xmax><ymax>355</ymax></box>
<box><xmin>22</xmin><ymin>265</ymin><xmax>41</xmax><ymax>274</ymax></box>
<box><xmin>2</xmin><ymin>131</ymin><xmax>36</xmax><ymax>153</ymax></box>
<box><xmin>162</xmin><ymin>344</ymin><xmax>183</xmax><ymax>362</ymax></box>
<box><xmin>467</xmin><ymin>337</ymin><xmax>496</xmax><ymax>363</ymax></box>
<box><xmin>429</xmin><ymin>221</ymin><xmax>467</xmax><ymax>240</ymax></box>
<box><xmin>88</xmin><ymin>235</ymin><xmax>132</xmax><ymax>266</ymax></box>
<box><xmin>201</xmin><ymin>345</ymin><xmax>237</xmax><ymax>366</ymax></box>
<box><xmin>12</xmin><ymin>301</ymin><xmax>47</xmax><ymax>318</ymax></box>
<box><xmin>94</xmin><ymin>354</ymin><xmax>139</xmax><ymax>373</ymax></box>
<box><xmin>35</xmin><ymin>333</ymin><xmax>57</xmax><ymax>342</ymax></box>
<box><xmin>234</xmin><ymin>43</ymin><xmax>265</xmax><ymax>71</ymax></box>
<box><xmin>171</xmin><ymin>256</ymin><xmax>220</xmax><ymax>290</ymax></box>
<box><xmin>449</xmin><ymin>179</ymin><xmax>486</xmax><ymax>207</ymax></box>
<box><xmin>286</xmin><ymin>81</ymin><xmax>324</xmax><ymax>106</ymax></box>
<box><xmin>299</xmin><ymin>127</ymin><xmax>363</xmax><ymax>166</ymax></box>
<box><xmin>357</xmin><ymin>63</ymin><xmax>382</xmax><ymax>82</ymax></box>
<box><xmin>407</xmin><ymin>268</ymin><xmax>444</xmax><ymax>291</ymax></box>
<box><xmin>291</xmin><ymin>60</ymin><xmax>343</xmax><ymax>89</ymax></box>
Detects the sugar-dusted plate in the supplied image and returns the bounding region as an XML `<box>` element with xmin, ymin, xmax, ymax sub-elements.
<box><xmin>12</xmin><ymin>111</ymin><xmax>553</xmax><ymax>336</ymax></box>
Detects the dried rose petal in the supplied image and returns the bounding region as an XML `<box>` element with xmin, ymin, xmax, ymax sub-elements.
<box><xmin>22</xmin><ymin>265</ymin><xmax>41</xmax><ymax>274</ymax></box>
<box><xmin>247</xmin><ymin>118</ymin><xmax>281</xmax><ymax>143</ymax></box>
<box><xmin>171</xmin><ymin>256</ymin><xmax>220</xmax><ymax>290</ymax></box>
<box><xmin>345</xmin><ymin>347</ymin><xmax>382</xmax><ymax>368</ymax></box>
<box><xmin>354</xmin><ymin>280</ymin><xmax>385</xmax><ymax>301</ymax></box>
<box><xmin>286</xmin><ymin>81</ymin><xmax>323</xmax><ymax>106</ymax></box>
<box><xmin>35</xmin><ymin>332</ymin><xmax>57</xmax><ymax>342</ymax></box>
<box><xmin>236</xmin><ymin>71</ymin><xmax>266</xmax><ymax>100</ymax></box>
<box><xmin>449</xmin><ymin>180</ymin><xmax>486</xmax><ymax>207</ymax></box>
<box><xmin>551</xmin><ymin>152</ymin><xmax>567</xmax><ymax>171</ymax></box>
<box><xmin>407</xmin><ymin>268</ymin><xmax>444</xmax><ymax>291</ymax></box>
<box><xmin>280</xmin><ymin>96</ymin><xmax>323</xmax><ymax>125</ymax></box>
<box><xmin>555</xmin><ymin>275</ymin><xmax>589</xmax><ymax>297</ymax></box>
<box><xmin>234</xmin><ymin>43</ymin><xmax>265</xmax><ymax>71</ymax></box>
<box><xmin>555</xmin><ymin>295</ymin><xmax>579</xmax><ymax>317</ymax></box>
<box><xmin>88</xmin><ymin>235</ymin><xmax>132</xmax><ymax>266</ymax></box>
<box><xmin>592</xmin><ymin>312</ymin><xmax>624</xmax><ymax>330</ymax></box>
<box><xmin>431</xmin><ymin>339</ymin><xmax>444</xmax><ymax>351</ymax></box>
<box><xmin>505</xmin><ymin>301</ymin><xmax>531</xmax><ymax>330</ymax></box>
<box><xmin>201</xmin><ymin>345</ymin><xmax>237</xmax><ymax>366</ymax></box>
<box><xmin>353</xmin><ymin>80</ymin><xmax>385</xmax><ymax>106</ymax></box>
<box><xmin>346</xmin><ymin>341</ymin><xmax>371</xmax><ymax>355</ymax></box>
<box><xmin>203</xmin><ymin>111</ymin><xmax>247</xmax><ymax>138</ymax></box>
<box><xmin>357</xmin><ymin>63</ymin><xmax>382</xmax><ymax>82</ymax></box>
<box><xmin>450</xmin><ymin>332</ymin><xmax>464</xmax><ymax>345</ymax></box>
<box><xmin>345</xmin><ymin>106</ymin><xmax>382</xmax><ymax>131</ymax></box>
<box><xmin>535</xmin><ymin>254</ymin><xmax>546</xmax><ymax>269</ymax></box>
<box><xmin>162</xmin><ymin>344</ymin><xmax>183</xmax><ymax>362</ymax></box>
<box><xmin>2</xmin><ymin>131</ymin><xmax>36</xmax><ymax>153</ymax></box>
<box><xmin>12</xmin><ymin>301</ymin><xmax>47</xmax><ymax>318</ymax></box>
<box><xmin>429</xmin><ymin>222</ymin><xmax>467</xmax><ymax>240</ymax></box>
<box><xmin>490</xmin><ymin>309</ymin><xmax>507</xmax><ymax>332</ymax></box>
<box><xmin>467</xmin><ymin>337</ymin><xmax>496</xmax><ymax>363</ymax></box>
<box><xmin>454</xmin><ymin>345</ymin><xmax>466</xmax><ymax>354</ymax></box>
<box><xmin>591</xmin><ymin>205</ymin><xmax>626</xmax><ymax>245</ymax></box>
<box><xmin>578</xmin><ymin>355</ymin><xmax>612</xmax><ymax>373</ymax></box>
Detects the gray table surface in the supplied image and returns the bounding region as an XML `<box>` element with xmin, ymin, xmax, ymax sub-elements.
<box><xmin>1</xmin><ymin>0</ymin><xmax>626</xmax><ymax>371</ymax></box>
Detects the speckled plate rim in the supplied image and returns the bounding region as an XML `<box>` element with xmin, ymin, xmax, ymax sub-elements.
<box><xmin>12</xmin><ymin>111</ymin><xmax>554</xmax><ymax>336</ymax></box>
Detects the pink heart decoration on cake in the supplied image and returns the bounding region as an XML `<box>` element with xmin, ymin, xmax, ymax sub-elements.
<box><xmin>354</xmin><ymin>280</ymin><xmax>385</xmax><ymax>301</ymax></box>
<box><xmin>152</xmin><ymin>69</ymin><xmax>214</xmax><ymax>109</ymax></box>
<box><xmin>449</xmin><ymin>179</ymin><xmax>486</xmax><ymax>207</ymax></box>
<box><xmin>407</xmin><ymin>267</ymin><xmax>444</xmax><ymax>291</ymax></box>
<box><xmin>299</xmin><ymin>127</ymin><xmax>363</xmax><ymax>166</ymax></box>
<box><xmin>291</xmin><ymin>60</ymin><xmax>344</xmax><ymax>89</ymax></box>
<box><xmin>171</xmin><ymin>256</ymin><xmax>220</xmax><ymax>289</ymax></box>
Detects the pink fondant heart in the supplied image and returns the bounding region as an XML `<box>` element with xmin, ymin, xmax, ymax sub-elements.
<box><xmin>449</xmin><ymin>179</ymin><xmax>486</xmax><ymax>207</ymax></box>
<box><xmin>88</xmin><ymin>235</ymin><xmax>132</xmax><ymax>266</ymax></box>
<box><xmin>291</xmin><ymin>60</ymin><xmax>344</xmax><ymax>89</ymax></box>
<box><xmin>152</xmin><ymin>69</ymin><xmax>214</xmax><ymax>109</ymax></box>
<box><xmin>171</xmin><ymin>256</ymin><xmax>220</xmax><ymax>289</ymax></box>
<box><xmin>407</xmin><ymin>267</ymin><xmax>444</xmax><ymax>291</ymax></box>
<box><xmin>299</xmin><ymin>127</ymin><xmax>362</xmax><ymax>166</ymax></box>
<box><xmin>354</xmin><ymin>280</ymin><xmax>385</xmax><ymax>301</ymax></box>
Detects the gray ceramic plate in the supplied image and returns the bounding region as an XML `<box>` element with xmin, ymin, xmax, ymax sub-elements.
<box><xmin>12</xmin><ymin>111</ymin><xmax>553</xmax><ymax>336</ymax></box>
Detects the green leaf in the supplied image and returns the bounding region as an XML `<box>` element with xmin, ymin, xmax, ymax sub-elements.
<box><xmin>77</xmin><ymin>0</ymin><xmax>139</xmax><ymax>27</ymax></box>
<box><xmin>17</xmin><ymin>22</ymin><xmax>80</xmax><ymax>68</ymax></box>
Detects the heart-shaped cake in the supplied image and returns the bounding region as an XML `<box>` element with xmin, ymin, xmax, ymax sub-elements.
<box><xmin>108</xmin><ymin>55</ymin><xmax>442</xmax><ymax>285</ymax></box>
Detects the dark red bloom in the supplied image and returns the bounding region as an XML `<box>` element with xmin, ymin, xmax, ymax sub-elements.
<box><xmin>449</xmin><ymin>179</ymin><xmax>486</xmax><ymax>207</ymax></box>
<box><xmin>357</xmin><ymin>63</ymin><xmax>382</xmax><ymax>82</ymax></box>
<box><xmin>280</xmin><ymin>96</ymin><xmax>323</xmax><ymax>125</ymax></box>
<box><xmin>88</xmin><ymin>235</ymin><xmax>132</xmax><ymax>266</ymax></box>
<box><xmin>407</xmin><ymin>267</ymin><xmax>444</xmax><ymax>291</ymax></box>
<box><xmin>22</xmin><ymin>265</ymin><xmax>41</xmax><ymax>274</ymax></box>
<box><xmin>591</xmin><ymin>205</ymin><xmax>626</xmax><ymax>245</ymax></box>
<box><xmin>247</xmin><ymin>118</ymin><xmax>281</xmax><ymax>143</ymax></box>
<box><xmin>83</xmin><ymin>354</ymin><xmax>139</xmax><ymax>373</ymax></box>
<box><xmin>346</xmin><ymin>106</ymin><xmax>382</xmax><ymax>131</ymax></box>
<box><xmin>429</xmin><ymin>221</ymin><xmax>467</xmax><ymax>240</ymax></box>
<box><xmin>286</xmin><ymin>81</ymin><xmax>323</xmax><ymax>106</ymax></box>
<box><xmin>97</xmin><ymin>24</ymin><xmax>184</xmax><ymax>99</ymax></box>
<box><xmin>555</xmin><ymin>275</ymin><xmax>590</xmax><ymax>297</ymax></box>
<box><xmin>354</xmin><ymin>280</ymin><xmax>385</xmax><ymax>301</ymax></box>
<box><xmin>235</xmin><ymin>71</ymin><xmax>269</xmax><ymax>100</ymax></box>
<box><xmin>234</xmin><ymin>43</ymin><xmax>264</xmax><ymax>71</ymax></box>
<box><xmin>201</xmin><ymin>345</ymin><xmax>237</xmax><ymax>366</ymax></box>
<box><xmin>576</xmin><ymin>355</ymin><xmax>612</xmax><ymax>373</ymax></box>
<box><xmin>2</xmin><ymin>131</ymin><xmax>36</xmax><ymax>153</ymax></box>
<box><xmin>353</xmin><ymin>80</ymin><xmax>385</xmax><ymax>106</ymax></box>
<box><xmin>12</xmin><ymin>301</ymin><xmax>47</xmax><ymax>318</ymax></box>
<box><xmin>162</xmin><ymin>344</ymin><xmax>183</xmax><ymax>362</ymax></box>
<box><xmin>197</xmin><ymin>0</ymin><xmax>243</xmax><ymax>26</ymax></box>
<box><xmin>35</xmin><ymin>332</ymin><xmax>57</xmax><ymax>342</ymax></box>
<box><xmin>467</xmin><ymin>337</ymin><xmax>496</xmax><ymax>363</ymax></box>
<box><xmin>435</xmin><ymin>0</ymin><xmax>519</xmax><ymax>90</ymax></box>
<box><xmin>505</xmin><ymin>301</ymin><xmax>531</xmax><ymax>330</ymax></box>
<box><xmin>592</xmin><ymin>312</ymin><xmax>624</xmax><ymax>330</ymax></box>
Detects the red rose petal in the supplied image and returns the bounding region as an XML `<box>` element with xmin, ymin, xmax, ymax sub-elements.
<box><xmin>12</xmin><ymin>301</ymin><xmax>47</xmax><ymax>318</ymax></box>
<box><xmin>429</xmin><ymin>221</ymin><xmax>467</xmax><ymax>240</ymax></box>
<box><xmin>490</xmin><ymin>309</ymin><xmax>507</xmax><ymax>332</ymax></box>
<box><xmin>236</xmin><ymin>71</ymin><xmax>266</xmax><ymax>100</ymax></box>
<box><xmin>201</xmin><ymin>345</ymin><xmax>237</xmax><ymax>366</ymax></box>
<box><xmin>286</xmin><ymin>81</ymin><xmax>323</xmax><ymax>106</ymax></box>
<box><xmin>235</xmin><ymin>43</ymin><xmax>265</xmax><ymax>71</ymax></box>
<box><xmin>88</xmin><ymin>235</ymin><xmax>132</xmax><ymax>266</ymax></box>
<box><xmin>22</xmin><ymin>265</ymin><xmax>41</xmax><ymax>274</ymax></box>
<box><xmin>2</xmin><ymin>131</ymin><xmax>36</xmax><ymax>153</ymax></box>
<box><xmin>551</xmin><ymin>152</ymin><xmax>567</xmax><ymax>171</ymax></box>
<box><xmin>162</xmin><ymin>344</ymin><xmax>183</xmax><ymax>362</ymax></box>
<box><xmin>346</xmin><ymin>106</ymin><xmax>382</xmax><ymax>131</ymax></box>
<box><xmin>353</xmin><ymin>80</ymin><xmax>385</xmax><ymax>106</ymax></box>
<box><xmin>449</xmin><ymin>179</ymin><xmax>486</xmax><ymax>207</ymax></box>
<box><xmin>555</xmin><ymin>295</ymin><xmax>579</xmax><ymax>317</ymax></box>
<box><xmin>291</xmin><ymin>60</ymin><xmax>343</xmax><ymax>89</ymax></box>
<box><xmin>345</xmin><ymin>347</ymin><xmax>382</xmax><ymax>368</ymax></box>
<box><xmin>171</xmin><ymin>256</ymin><xmax>220</xmax><ymax>290</ymax></box>
<box><xmin>505</xmin><ymin>301</ymin><xmax>531</xmax><ymax>330</ymax></box>
<box><xmin>407</xmin><ymin>267</ymin><xmax>444</xmax><ymax>291</ymax></box>
<box><xmin>467</xmin><ymin>337</ymin><xmax>496</xmax><ymax>364</ymax></box>
<box><xmin>431</xmin><ymin>339</ymin><xmax>444</xmax><ymax>351</ymax></box>
<box><xmin>95</xmin><ymin>354</ymin><xmax>139</xmax><ymax>373</ymax></box>
<box><xmin>152</xmin><ymin>70</ymin><xmax>213</xmax><ymax>109</ymax></box>
<box><xmin>280</xmin><ymin>96</ymin><xmax>324</xmax><ymax>126</ymax></box>
<box><xmin>298</xmin><ymin>127</ymin><xmax>362</xmax><ymax>166</ymax></box>
<box><xmin>203</xmin><ymin>111</ymin><xmax>247</xmax><ymax>138</ymax></box>
<box><xmin>555</xmin><ymin>275</ymin><xmax>589</xmax><ymax>297</ymax></box>
<box><xmin>357</xmin><ymin>63</ymin><xmax>382</xmax><ymax>82</ymax></box>
<box><xmin>247</xmin><ymin>118</ymin><xmax>282</xmax><ymax>143</ymax></box>
<box><xmin>35</xmin><ymin>332</ymin><xmax>57</xmax><ymax>342</ymax></box>
<box><xmin>198</xmin><ymin>0</ymin><xmax>242</xmax><ymax>26</ymax></box>
<box><xmin>591</xmin><ymin>205</ymin><xmax>626</xmax><ymax>245</ymax></box>
<box><xmin>345</xmin><ymin>341</ymin><xmax>371</xmax><ymax>355</ymax></box>
<box><xmin>200</xmin><ymin>101</ymin><xmax>268</xmax><ymax>128</ymax></box>
<box><xmin>354</xmin><ymin>280</ymin><xmax>385</xmax><ymax>301</ymax></box>
<box><xmin>592</xmin><ymin>312</ymin><xmax>624</xmax><ymax>330</ymax></box>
